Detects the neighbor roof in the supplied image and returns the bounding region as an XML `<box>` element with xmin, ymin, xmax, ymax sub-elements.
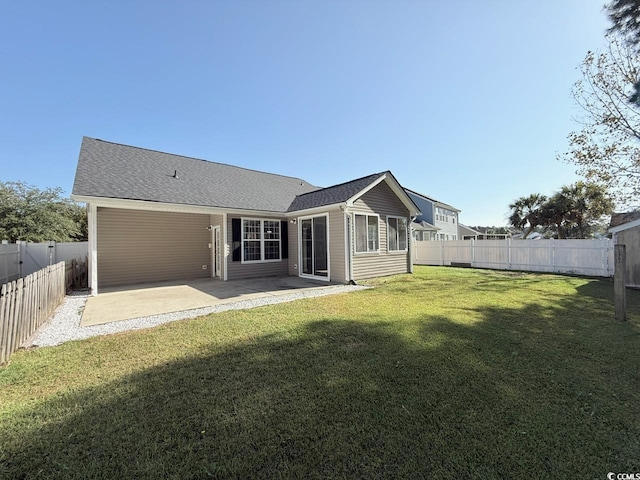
<box><xmin>609</xmin><ymin>211</ymin><xmax>640</xmax><ymax>229</ymax></box>
<box><xmin>609</xmin><ymin>210</ymin><xmax>640</xmax><ymax>233</ymax></box>
<box><xmin>404</xmin><ymin>188</ymin><xmax>460</xmax><ymax>212</ymax></box>
<box><xmin>412</xmin><ymin>220</ymin><xmax>439</xmax><ymax>231</ymax></box>
<box><xmin>286</xmin><ymin>172</ymin><xmax>386</xmax><ymax>212</ymax></box>
<box><xmin>72</xmin><ymin>137</ymin><xmax>318</xmax><ymax>212</ymax></box>
<box><xmin>458</xmin><ymin>224</ymin><xmax>482</xmax><ymax>236</ymax></box>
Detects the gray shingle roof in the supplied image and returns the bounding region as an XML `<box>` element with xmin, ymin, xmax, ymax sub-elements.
<box><xmin>609</xmin><ymin>210</ymin><xmax>640</xmax><ymax>229</ymax></box>
<box><xmin>72</xmin><ymin>137</ymin><xmax>318</xmax><ymax>212</ymax></box>
<box><xmin>404</xmin><ymin>187</ymin><xmax>460</xmax><ymax>212</ymax></box>
<box><xmin>286</xmin><ymin>172</ymin><xmax>387</xmax><ymax>212</ymax></box>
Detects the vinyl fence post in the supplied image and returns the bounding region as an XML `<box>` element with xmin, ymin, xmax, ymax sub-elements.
<box><xmin>602</xmin><ymin>238</ymin><xmax>608</xmax><ymax>277</ymax></box>
<box><xmin>614</xmin><ymin>244</ymin><xmax>626</xmax><ymax>321</ymax></box>
<box><xmin>18</xmin><ymin>241</ymin><xmax>25</xmax><ymax>278</ymax></box>
<box><xmin>471</xmin><ymin>238</ymin><xmax>475</xmax><ymax>267</ymax></box>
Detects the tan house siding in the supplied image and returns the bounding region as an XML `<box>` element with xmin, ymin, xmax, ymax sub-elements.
<box><xmin>288</xmin><ymin>219</ymin><xmax>299</xmax><ymax>276</ymax></box>
<box><xmin>351</xmin><ymin>181</ymin><xmax>411</xmax><ymax>280</ymax></box>
<box><xmin>329</xmin><ymin>209</ymin><xmax>347</xmax><ymax>283</ymax></box>
<box><xmin>225</xmin><ymin>215</ymin><xmax>288</xmax><ymax>280</ymax></box>
<box><xmin>618</xmin><ymin>226</ymin><xmax>640</xmax><ymax>287</ymax></box>
<box><xmin>97</xmin><ymin>207</ymin><xmax>211</xmax><ymax>287</ymax></box>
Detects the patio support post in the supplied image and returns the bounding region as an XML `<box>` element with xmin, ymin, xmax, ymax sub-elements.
<box><xmin>88</xmin><ymin>203</ymin><xmax>98</xmax><ymax>295</ymax></box>
<box><xmin>223</xmin><ymin>212</ymin><xmax>228</xmax><ymax>281</ymax></box>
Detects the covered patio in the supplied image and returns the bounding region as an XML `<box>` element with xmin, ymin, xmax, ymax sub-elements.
<box><xmin>80</xmin><ymin>276</ymin><xmax>336</xmax><ymax>326</ymax></box>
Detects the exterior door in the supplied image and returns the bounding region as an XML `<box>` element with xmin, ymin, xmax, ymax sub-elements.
<box><xmin>213</xmin><ymin>226</ymin><xmax>222</xmax><ymax>278</ymax></box>
<box><xmin>300</xmin><ymin>215</ymin><xmax>329</xmax><ymax>280</ymax></box>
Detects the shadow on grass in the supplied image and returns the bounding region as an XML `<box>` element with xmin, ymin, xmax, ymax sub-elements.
<box><xmin>1</xmin><ymin>280</ymin><xmax>639</xmax><ymax>479</ymax></box>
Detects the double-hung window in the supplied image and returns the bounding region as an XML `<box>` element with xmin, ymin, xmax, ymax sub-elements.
<box><xmin>387</xmin><ymin>216</ymin><xmax>408</xmax><ymax>251</ymax></box>
<box><xmin>242</xmin><ymin>218</ymin><xmax>281</xmax><ymax>262</ymax></box>
<box><xmin>354</xmin><ymin>214</ymin><xmax>379</xmax><ymax>253</ymax></box>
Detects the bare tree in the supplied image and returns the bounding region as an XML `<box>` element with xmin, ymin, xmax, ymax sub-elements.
<box><xmin>559</xmin><ymin>34</ymin><xmax>640</xmax><ymax>206</ymax></box>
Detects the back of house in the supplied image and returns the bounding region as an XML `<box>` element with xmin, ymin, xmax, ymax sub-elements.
<box><xmin>72</xmin><ymin>137</ymin><xmax>420</xmax><ymax>294</ymax></box>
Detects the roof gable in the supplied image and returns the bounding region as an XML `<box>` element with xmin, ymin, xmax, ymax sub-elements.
<box><xmin>287</xmin><ymin>172</ymin><xmax>385</xmax><ymax>212</ymax></box>
<box><xmin>287</xmin><ymin>171</ymin><xmax>420</xmax><ymax>215</ymax></box>
<box><xmin>72</xmin><ymin>137</ymin><xmax>318</xmax><ymax>212</ymax></box>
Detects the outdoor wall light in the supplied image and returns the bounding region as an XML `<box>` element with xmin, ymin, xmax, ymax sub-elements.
<box><xmin>290</xmin><ymin>219</ymin><xmax>297</xmax><ymax>224</ymax></box>
<box><xmin>206</xmin><ymin>225</ymin><xmax>213</xmax><ymax>231</ymax></box>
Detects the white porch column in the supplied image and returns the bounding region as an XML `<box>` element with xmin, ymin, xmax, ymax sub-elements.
<box><xmin>222</xmin><ymin>212</ymin><xmax>228</xmax><ymax>281</ymax></box>
<box><xmin>88</xmin><ymin>203</ymin><xmax>98</xmax><ymax>295</ymax></box>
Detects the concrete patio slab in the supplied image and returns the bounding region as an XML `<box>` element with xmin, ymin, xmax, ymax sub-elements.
<box><xmin>80</xmin><ymin>276</ymin><xmax>334</xmax><ymax>326</ymax></box>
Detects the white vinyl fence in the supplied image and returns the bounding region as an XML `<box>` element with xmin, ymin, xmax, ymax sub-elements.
<box><xmin>414</xmin><ymin>238</ymin><xmax>614</xmax><ymax>277</ymax></box>
<box><xmin>0</xmin><ymin>241</ymin><xmax>88</xmax><ymax>284</ymax></box>
<box><xmin>0</xmin><ymin>243</ymin><xmax>21</xmax><ymax>287</ymax></box>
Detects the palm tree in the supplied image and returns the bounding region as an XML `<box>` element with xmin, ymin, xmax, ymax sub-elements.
<box><xmin>559</xmin><ymin>182</ymin><xmax>614</xmax><ymax>238</ymax></box>
<box><xmin>508</xmin><ymin>193</ymin><xmax>547</xmax><ymax>239</ymax></box>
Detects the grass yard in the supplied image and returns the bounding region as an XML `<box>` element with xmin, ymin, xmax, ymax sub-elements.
<box><xmin>1</xmin><ymin>266</ymin><xmax>639</xmax><ymax>479</ymax></box>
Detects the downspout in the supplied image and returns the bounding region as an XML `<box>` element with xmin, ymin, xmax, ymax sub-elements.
<box><xmin>88</xmin><ymin>203</ymin><xmax>98</xmax><ymax>295</ymax></box>
<box><xmin>342</xmin><ymin>205</ymin><xmax>355</xmax><ymax>284</ymax></box>
<box><xmin>408</xmin><ymin>215</ymin><xmax>417</xmax><ymax>274</ymax></box>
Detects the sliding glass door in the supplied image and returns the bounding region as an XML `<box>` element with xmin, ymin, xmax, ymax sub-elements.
<box><xmin>300</xmin><ymin>215</ymin><xmax>328</xmax><ymax>279</ymax></box>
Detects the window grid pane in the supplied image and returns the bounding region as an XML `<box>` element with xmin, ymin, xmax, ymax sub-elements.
<box><xmin>264</xmin><ymin>240</ymin><xmax>280</xmax><ymax>260</ymax></box>
<box><xmin>355</xmin><ymin>215</ymin><xmax>367</xmax><ymax>253</ymax></box>
<box><xmin>244</xmin><ymin>240</ymin><xmax>261</xmax><ymax>261</ymax></box>
<box><xmin>243</xmin><ymin>220</ymin><xmax>261</xmax><ymax>240</ymax></box>
<box><xmin>388</xmin><ymin>217</ymin><xmax>398</xmax><ymax>251</ymax></box>
<box><xmin>263</xmin><ymin>221</ymin><xmax>280</xmax><ymax>240</ymax></box>
<box><xmin>368</xmin><ymin>216</ymin><xmax>378</xmax><ymax>251</ymax></box>
<box><xmin>398</xmin><ymin>218</ymin><xmax>407</xmax><ymax>250</ymax></box>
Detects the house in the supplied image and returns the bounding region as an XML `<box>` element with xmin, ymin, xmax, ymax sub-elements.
<box><xmin>609</xmin><ymin>211</ymin><xmax>640</xmax><ymax>288</ymax></box>
<box><xmin>412</xmin><ymin>220</ymin><xmax>439</xmax><ymax>241</ymax></box>
<box><xmin>459</xmin><ymin>225</ymin><xmax>511</xmax><ymax>240</ymax></box>
<box><xmin>404</xmin><ymin>189</ymin><xmax>460</xmax><ymax>240</ymax></box>
<box><xmin>71</xmin><ymin>137</ymin><xmax>420</xmax><ymax>295</ymax></box>
<box><xmin>458</xmin><ymin>224</ymin><xmax>482</xmax><ymax>240</ymax></box>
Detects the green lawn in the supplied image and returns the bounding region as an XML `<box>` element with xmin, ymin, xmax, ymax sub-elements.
<box><xmin>1</xmin><ymin>267</ymin><xmax>639</xmax><ymax>479</ymax></box>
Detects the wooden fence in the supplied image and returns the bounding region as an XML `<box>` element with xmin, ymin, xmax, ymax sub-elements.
<box><xmin>0</xmin><ymin>260</ymin><xmax>86</xmax><ymax>365</ymax></box>
<box><xmin>414</xmin><ymin>238</ymin><xmax>614</xmax><ymax>277</ymax></box>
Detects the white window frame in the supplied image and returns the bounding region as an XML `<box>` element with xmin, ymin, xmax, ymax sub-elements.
<box><xmin>387</xmin><ymin>215</ymin><xmax>408</xmax><ymax>252</ymax></box>
<box><xmin>241</xmin><ymin>217</ymin><xmax>282</xmax><ymax>264</ymax></box>
<box><xmin>353</xmin><ymin>213</ymin><xmax>380</xmax><ymax>254</ymax></box>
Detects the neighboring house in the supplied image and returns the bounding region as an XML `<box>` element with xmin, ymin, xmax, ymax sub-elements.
<box><xmin>412</xmin><ymin>220</ymin><xmax>439</xmax><ymax>241</ymax></box>
<box><xmin>404</xmin><ymin>189</ymin><xmax>460</xmax><ymax>240</ymax></box>
<box><xmin>71</xmin><ymin>138</ymin><xmax>420</xmax><ymax>295</ymax></box>
<box><xmin>511</xmin><ymin>231</ymin><xmax>544</xmax><ymax>240</ymax></box>
<box><xmin>609</xmin><ymin>211</ymin><xmax>640</xmax><ymax>288</ymax></box>
<box><xmin>459</xmin><ymin>224</ymin><xmax>482</xmax><ymax>240</ymax></box>
<box><xmin>460</xmin><ymin>225</ymin><xmax>511</xmax><ymax>240</ymax></box>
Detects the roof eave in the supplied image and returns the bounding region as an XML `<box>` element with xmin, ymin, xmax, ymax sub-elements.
<box><xmin>72</xmin><ymin>195</ymin><xmax>287</xmax><ymax>217</ymax></box>
<box><xmin>285</xmin><ymin>202</ymin><xmax>346</xmax><ymax>217</ymax></box>
<box><xmin>609</xmin><ymin>217</ymin><xmax>640</xmax><ymax>233</ymax></box>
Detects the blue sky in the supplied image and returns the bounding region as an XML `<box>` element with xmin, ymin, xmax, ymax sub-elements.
<box><xmin>1</xmin><ymin>0</ymin><xmax>610</xmax><ymax>226</ymax></box>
